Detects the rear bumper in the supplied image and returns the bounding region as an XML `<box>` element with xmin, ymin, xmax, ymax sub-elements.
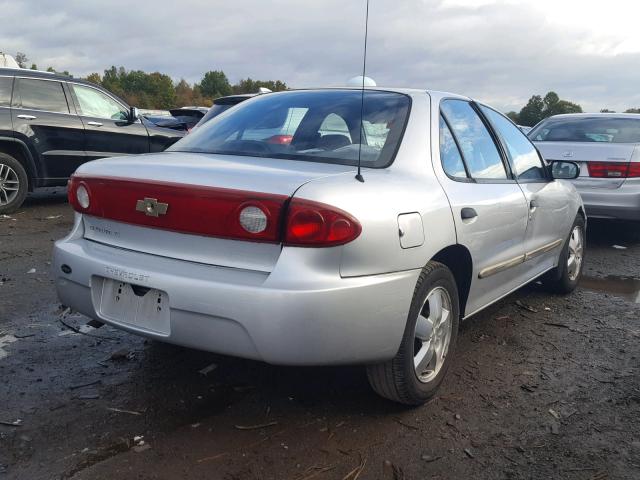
<box><xmin>52</xmin><ymin>237</ymin><xmax>418</xmax><ymax>366</ymax></box>
<box><xmin>577</xmin><ymin>181</ymin><xmax>640</xmax><ymax>221</ymax></box>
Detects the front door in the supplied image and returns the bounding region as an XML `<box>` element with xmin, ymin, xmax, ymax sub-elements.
<box><xmin>68</xmin><ymin>83</ymin><xmax>149</xmax><ymax>160</ymax></box>
<box><xmin>436</xmin><ymin>99</ymin><xmax>530</xmax><ymax>316</ymax></box>
<box><xmin>11</xmin><ymin>77</ymin><xmax>86</xmax><ymax>179</ymax></box>
<box><xmin>479</xmin><ymin>105</ymin><xmax>573</xmax><ymax>277</ymax></box>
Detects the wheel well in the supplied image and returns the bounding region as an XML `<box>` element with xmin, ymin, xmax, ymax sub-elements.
<box><xmin>432</xmin><ymin>244</ymin><xmax>473</xmax><ymax>316</ymax></box>
<box><xmin>0</xmin><ymin>140</ymin><xmax>34</xmax><ymax>190</ymax></box>
<box><xmin>577</xmin><ymin>206</ymin><xmax>586</xmax><ymax>221</ymax></box>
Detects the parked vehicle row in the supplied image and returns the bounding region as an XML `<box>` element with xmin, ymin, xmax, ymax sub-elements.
<box><xmin>0</xmin><ymin>67</ymin><xmax>184</xmax><ymax>213</ymax></box>
<box><xmin>53</xmin><ymin>87</ymin><xmax>585</xmax><ymax>404</ymax></box>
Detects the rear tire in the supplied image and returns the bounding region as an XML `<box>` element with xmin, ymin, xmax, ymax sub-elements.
<box><xmin>0</xmin><ymin>153</ymin><xmax>28</xmax><ymax>214</ymax></box>
<box><xmin>542</xmin><ymin>214</ymin><xmax>585</xmax><ymax>294</ymax></box>
<box><xmin>367</xmin><ymin>261</ymin><xmax>460</xmax><ymax>405</ymax></box>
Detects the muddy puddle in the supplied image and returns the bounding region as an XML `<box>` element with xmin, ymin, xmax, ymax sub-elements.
<box><xmin>580</xmin><ymin>274</ymin><xmax>640</xmax><ymax>303</ymax></box>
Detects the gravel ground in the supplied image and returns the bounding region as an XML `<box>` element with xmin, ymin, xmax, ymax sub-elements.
<box><xmin>0</xmin><ymin>188</ymin><xmax>638</xmax><ymax>480</ymax></box>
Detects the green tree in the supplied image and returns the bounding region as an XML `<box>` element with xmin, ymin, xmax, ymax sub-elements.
<box><xmin>85</xmin><ymin>73</ymin><xmax>102</xmax><ymax>85</ymax></box>
<box><xmin>516</xmin><ymin>92</ymin><xmax>582</xmax><ymax>126</ymax></box>
<box><xmin>506</xmin><ymin>111</ymin><xmax>519</xmax><ymax>123</ymax></box>
<box><xmin>199</xmin><ymin>70</ymin><xmax>231</xmax><ymax>99</ymax></box>
<box><xmin>29</xmin><ymin>63</ymin><xmax>38</xmax><ymax>70</ymax></box>
<box><xmin>518</xmin><ymin>95</ymin><xmax>544</xmax><ymax>126</ymax></box>
<box><xmin>14</xmin><ymin>52</ymin><xmax>28</xmax><ymax>68</ymax></box>
<box><xmin>232</xmin><ymin>78</ymin><xmax>287</xmax><ymax>94</ymax></box>
<box><xmin>624</xmin><ymin>108</ymin><xmax>640</xmax><ymax>114</ymax></box>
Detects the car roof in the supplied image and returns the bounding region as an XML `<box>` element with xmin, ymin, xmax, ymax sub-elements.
<box><xmin>0</xmin><ymin>67</ymin><xmax>101</xmax><ymax>88</ymax></box>
<box><xmin>546</xmin><ymin>113</ymin><xmax>640</xmax><ymax>120</ymax></box>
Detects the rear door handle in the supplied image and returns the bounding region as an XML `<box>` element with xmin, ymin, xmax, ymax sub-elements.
<box><xmin>529</xmin><ymin>199</ymin><xmax>539</xmax><ymax>211</ymax></box>
<box><xmin>17</xmin><ymin>114</ymin><xmax>37</xmax><ymax>120</ymax></box>
<box><xmin>87</xmin><ymin>121</ymin><xmax>103</xmax><ymax>127</ymax></box>
<box><xmin>461</xmin><ymin>207</ymin><xmax>478</xmax><ymax>220</ymax></box>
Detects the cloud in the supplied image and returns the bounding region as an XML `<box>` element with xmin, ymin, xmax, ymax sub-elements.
<box><xmin>1</xmin><ymin>0</ymin><xmax>639</xmax><ymax>112</ymax></box>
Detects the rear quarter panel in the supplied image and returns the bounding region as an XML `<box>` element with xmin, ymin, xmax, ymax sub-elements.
<box><xmin>292</xmin><ymin>91</ymin><xmax>457</xmax><ymax>278</ymax></box>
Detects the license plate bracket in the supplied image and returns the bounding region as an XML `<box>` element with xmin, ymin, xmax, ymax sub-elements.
<box><xmin>98</xmin><ymin>278</ymin><xmax>170</xmax><ymax>335</ymax></box>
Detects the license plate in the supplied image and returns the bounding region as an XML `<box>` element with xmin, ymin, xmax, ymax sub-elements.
<box><xmin>98</xmin><ymin>278</ymin><xmax>170</xmax><ymax>335</ymax></box>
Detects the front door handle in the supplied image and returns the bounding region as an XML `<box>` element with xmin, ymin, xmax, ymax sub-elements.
<box><xmin>87</xmin><ymin>121</ymin><xmax>103</xmax><ymax>127</ymax></box>
<box><xmin>461</xmin><ymin>207</ymin><xmax>478</xmax><ymax>220</ymax></box>
<box><xmin>17</xmin><ymin>114</ymin><xmax>37</xmax><ymax>120</ymax></box>
<box><xmin>529</xmin><ymin>199</ymin><xmax>539</xmax><ymax>211</ymax></box>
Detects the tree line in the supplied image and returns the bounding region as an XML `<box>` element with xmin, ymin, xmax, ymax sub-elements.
<box><xmin>507</xmin><ymin>91</ymin><xmax>640</xmax><ymax>126</ymax></box>
<box><xmin>12</xmin><ymin>52</ymin><xmax>287</xmax><ymax>109</ymax></box>
<box><xmin>9</xmin><ymin>52</ymin><xmax>640</xmax><ymax>115</ymax></box>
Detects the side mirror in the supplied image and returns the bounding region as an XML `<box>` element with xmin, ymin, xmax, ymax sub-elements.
<box><xmin>129</xmin><ymin>106</ymin><xmax>140</xmax><ymax>123</ymax></box>
<box><xmin>550</xmin><ymin>160</ymin><xmax>580</xmax><ymax>180</ymax></box>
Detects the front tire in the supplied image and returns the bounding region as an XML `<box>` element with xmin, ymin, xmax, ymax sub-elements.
<box><xmin>0</xmin><ymin>153</ymin><xmax>28</xmax><ymax>214</ymax></box>
<box><xmin>367</xmin><ymin>261</ymin><xmax>460</xmax><ymax>405</ymax></box>
<box><xmin>542</xmin><ymin>215</ymin><xmax>585</xmax><ymax>294</ymax></box>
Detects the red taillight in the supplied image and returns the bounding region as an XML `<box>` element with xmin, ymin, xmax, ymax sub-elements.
<box><xmin>265</xmin><ymin>135</ymin><xmax>293</xmax><ymax>145</ymax></box>
<box><xmin>284</xmin><ymin>199</ymin><xmax>361</xmax><ymax>247</ymax></box>
<box><xmin>67</xmin><ymin>175</ymin><xmax>288</xmax><ymax>242</ymax></box>
<box><xmin>587</xmin><ymin>162</ymin><xmax>632</xmax><ymax>178</ymax></box>
<box><xmin>628</xmin><ymin>163</ymin><xmax>640</xmax><ymax>177</ymax></box>
<box><xmin>67</xmin><ymin>175</ymin><xmax>361</xmax><ymax>247</ymax></box>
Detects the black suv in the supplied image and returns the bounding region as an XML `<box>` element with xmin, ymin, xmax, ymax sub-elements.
<box><xmin>0</xmin><ymin>68</ymin><xmax>183</xmax><ymax>213</ymax></box>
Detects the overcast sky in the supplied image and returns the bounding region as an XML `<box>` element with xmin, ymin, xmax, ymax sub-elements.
<box><xmin>2</xmin><ymin>0</ymin><xmax>640</xmax><ymax>112</ymax></box>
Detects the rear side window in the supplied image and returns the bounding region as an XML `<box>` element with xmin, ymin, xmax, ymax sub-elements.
<box><xmin>480</xmin><ymin>105</ymin><xmax>546</xmax><ymax>181</ymax></box>
<box><xmin>16</xmin><ymin>79</ymin><xmax>69</xmax><ymax>113</ymax></box>
<box><xmin>0</xmin><ymin>76</ymin><xmax>13</xmax><ymax>107</ymax></box>
<box><xmin>439</xmin><ymin>115</ymin><xmax>466</xmax><ymax>178</ymax></box>
<box><xmin>441</xmin><ymin>99</ymin><xmax>507</xmax><ymax>180</ymax></box>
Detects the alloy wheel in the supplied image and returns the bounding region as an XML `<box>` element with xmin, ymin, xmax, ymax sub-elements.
<box><xmin>413</xmin><ymin>286</ymin><xmax>453</xmax><ymax>383</ymax></box>
<box><xmin>567</xmin><ymin>225</ymin><xmax>584</xmax><ymax>281</ymax></box>
<box><xmin>0</xmin><ymin>163</ymin><xmax>20</xmax><ymax>206</ymax></box>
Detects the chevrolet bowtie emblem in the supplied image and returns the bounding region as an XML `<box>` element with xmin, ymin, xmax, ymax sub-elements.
<box><xmin>135</xmin><ymin>197</ymin><xmax>169</xmax><ymax>217</ymax></box>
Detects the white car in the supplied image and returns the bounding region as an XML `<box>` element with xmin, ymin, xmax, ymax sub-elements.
<box><xmin>530</xmin><ymin>113</ymin><xmax>640</xmax><ymax>221</ymax></box>
<box><xmin>53</xmin><ymin>88</ymin><xmax>584</xmax><ymax>404</ymax></box>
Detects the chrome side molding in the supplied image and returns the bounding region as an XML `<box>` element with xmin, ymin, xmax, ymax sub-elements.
<box><xmin>478</xmin><ymin>238</ymin><xmax>563</xmax><ymax>279</ymax></box>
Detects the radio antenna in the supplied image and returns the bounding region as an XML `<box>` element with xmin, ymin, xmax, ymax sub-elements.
<box><xmin>355</xmin><ymin>0</ymin><xmax>370</xmax><ymax>183</ymax></box>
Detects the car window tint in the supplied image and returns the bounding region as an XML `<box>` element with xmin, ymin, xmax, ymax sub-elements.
<box><xmin>0</xmin><ymin>76</ymin><xmax>12</xmax><ymax>107</ymax></box>
<box><xmin>529</xmin><ymin>117</ymin><xmax>640</xmax><ymax>143</ymax></box>
<box><xmin>72</xmin><ymin>84</ymin><xmax>128</xmax><ymax>120</ymax></box>
<box><xmin>174</xmin><ymin>90</ymin><xmax>411</xmax><ymax>168</ymax></box>
<box><xmin>18</xmin><ymin>79</ymin><xmax>69</xmax><ymax>113</ymax></box>
<box><xmin>441</xmin><ymin>100</ymin><xmax>507</xmax><ymax>180</ymax></box>
<box><xmin>480</xmin><ymin>105</ymin><xmax>546</xmax><ymax>181</ymax></box>
<box><xmin>439</xmin><ymin>115</ymin><xmax>466</xmax><ymax>178</ymax></box>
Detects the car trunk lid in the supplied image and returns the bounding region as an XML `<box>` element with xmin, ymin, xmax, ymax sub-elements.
<box><xmin>535</xmin><ymin>142</ymin><xmax>638</xmax><ymax>189</ymax></box>
<box><xmin>73</xmin><ymin>152</ymin><xmax>354</xmax><ymax>272</ymax></box>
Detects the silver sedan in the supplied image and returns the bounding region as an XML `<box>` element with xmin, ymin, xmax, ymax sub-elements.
<box><xmin>53</xmin><ymin>88</ymin><xmax>585</xmax><ymax>405</ymax></box>
<box><xmin>531</xmin><ymin>113</ymin><xmax>640</xmax><ymax>221</ymax></box>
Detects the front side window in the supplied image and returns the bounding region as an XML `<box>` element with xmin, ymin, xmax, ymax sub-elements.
<box><xmin>172</xmin><ymin>90</ymin><xmax>411</xmax><ymax>168</ymax></box>
<box><xmin>71</xmin><ymin>84</ymin><xmax>128</xmax><ymax>120</ymax></box>
<box><xmin>529</xmin><ymin>117</ymin><xmax>640</xmax><ymax>143</ymax></box>
<box><xmin>439</xmin><ymin>115</ymin><xmax>466</xmax><ymax>178</ymax></box>
<box><xmin>480</xmin><ymin>106</ymin><xmax>546</xmax><ymax>181</ymax></box>
<box><xmin>17</xmin><ymin>79</ymin><xmax>69</xmax><ymax>113</ymax></box>
<box><xmin>0</xmin><ymin>76</ymin><xmax>13</xmax><ymax>107</ymax></box>
<box><xmin>440</xmin><ymin>100</ymin><xmax>507</xmax><ymax>180</ymax></box>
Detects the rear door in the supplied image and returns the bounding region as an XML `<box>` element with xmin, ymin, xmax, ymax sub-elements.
<box><xmin>68</xmin><ymin>82</ymin><xmax>149</xmax><ymax>160</ymax></box>
<box><xmin>437</xmin><ymin>99</ymin><xmax>530</xmax><ymax>316</ymax></box>
<box><xmin>0</xmin><ymin>75</ymin><xmax>13</xmax><ymax>139</ymax></box>
<box><xmin>480</xmin><ymin>105</ymin><xmax>572</xmax><ymax>276</ymax></box>
<box><xmin>11</xmin><ymin>77</ymin><xmax>86</xmax><ymax>179</ymax></box>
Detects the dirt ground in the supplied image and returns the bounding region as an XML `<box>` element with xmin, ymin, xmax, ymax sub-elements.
<box><xmin>1</xmin><ymin>189</ymin><xmax>639</xmax><ymax>480</ymax></box>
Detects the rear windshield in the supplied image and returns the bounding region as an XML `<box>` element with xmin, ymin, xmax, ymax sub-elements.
<box><xmin>171</xmin><ymin>90</ymin><xmax>411</xmax><ymax>168</ymax></box>
<box><xmin>530</xmin><ymin>117</ymin><xmax>640</xmax><ymax>143</ymax></box>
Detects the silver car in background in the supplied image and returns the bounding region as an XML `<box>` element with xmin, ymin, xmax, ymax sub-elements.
<box><xmin>53</xmin><ymin>88</ymin><xmax>584</xmax><ymax>405</ymax></box>
<box><xmin>530</xmin><ymin>113</ymin><xmax>640</xmax><ymax>221</ymax></box>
